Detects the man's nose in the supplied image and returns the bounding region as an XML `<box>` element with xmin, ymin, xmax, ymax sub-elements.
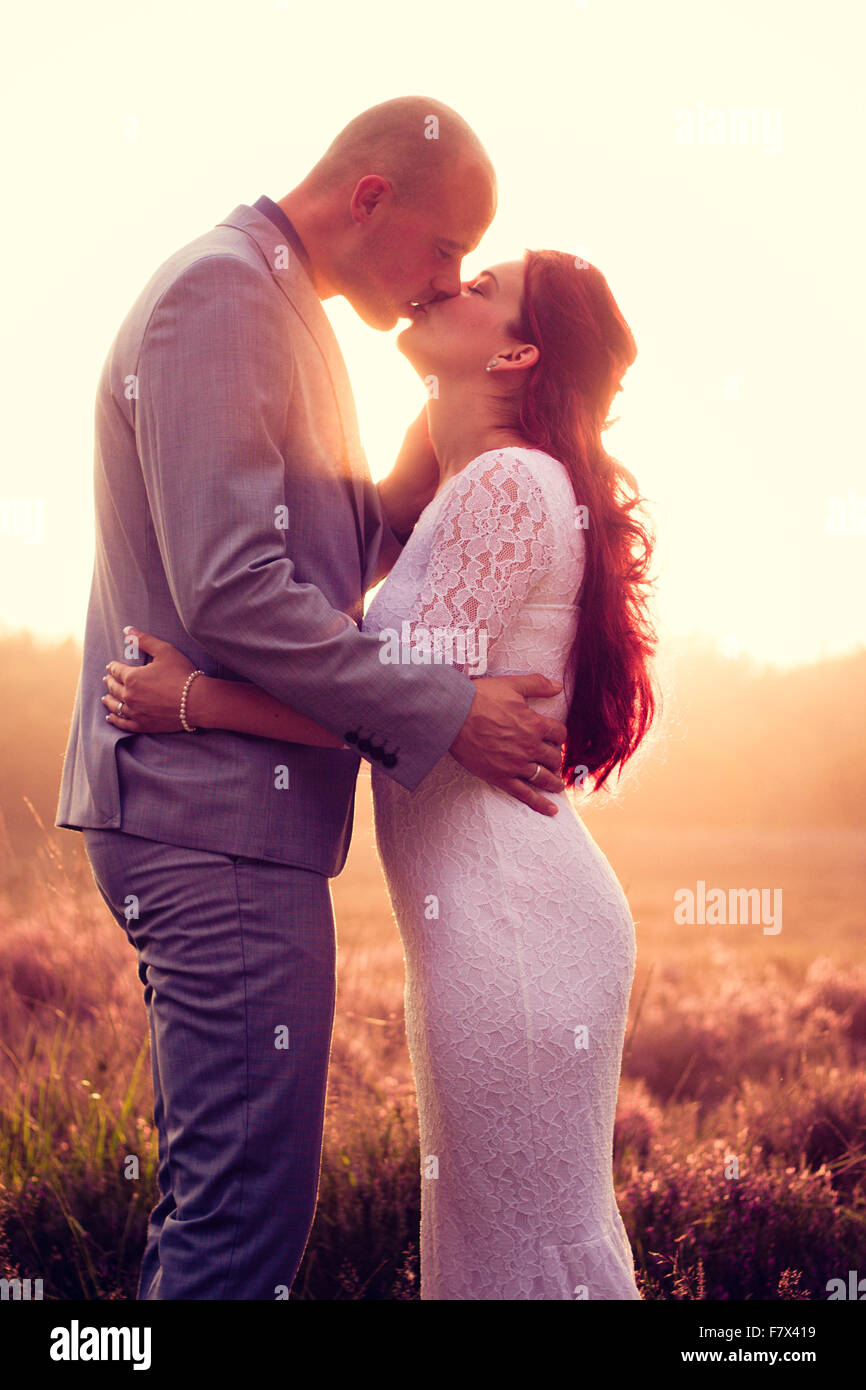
<box><xmin>428</xmin><ymin>270</ymin><xmax>463</xmax><ymax>302</ymax></box>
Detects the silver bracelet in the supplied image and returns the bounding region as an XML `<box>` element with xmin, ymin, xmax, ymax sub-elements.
<box><xmin>179</xmin><ymin>669</ymin><xmax>205</xmax><ymax>732</ymax></box>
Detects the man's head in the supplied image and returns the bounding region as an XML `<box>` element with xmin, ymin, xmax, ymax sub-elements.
<box><xmin>283</xmin><ymin>97</ymin><xmax>497</xmax><ymax>329</ymax></box>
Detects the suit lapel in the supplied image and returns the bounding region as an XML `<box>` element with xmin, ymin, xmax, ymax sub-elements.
<box><xmin>215</xmin><ymin>203</ymin><xmax>369</xmax><ymax>527</ymax></box>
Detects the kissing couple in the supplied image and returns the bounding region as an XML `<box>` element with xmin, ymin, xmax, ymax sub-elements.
<box><xmin>57</xmin><ymin>95</ymin><xmax>657</xmax><ymax>1301</ymax></box>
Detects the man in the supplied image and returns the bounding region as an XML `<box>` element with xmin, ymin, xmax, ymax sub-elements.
<box><xmin>57</xmin><ymin>96</ymin><xmax>566</xmax><ymax>1300</ymax></box>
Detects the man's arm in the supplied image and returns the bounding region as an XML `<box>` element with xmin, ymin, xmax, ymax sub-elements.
<box><xmin>133</xmin><ymin>253</ymin><xmax>475</xmax><ymax>792</ymax></box>
<box><xmin>103</xmin><ymin>629</ymin><xmax>569</xmax><ymax>816</ymax></box>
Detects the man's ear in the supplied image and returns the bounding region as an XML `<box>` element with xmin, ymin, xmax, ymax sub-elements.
<box><xmin>494</xmin><ymin>343</ymin><xmax>539</xmax><ymax>371</ymax></box>
<box><xmin>350</xmin><ymin>175</ymin><xmax>392</xmax><ymax>223</ymax></box>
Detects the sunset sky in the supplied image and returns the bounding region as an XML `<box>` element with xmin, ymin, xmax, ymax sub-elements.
<box><xmin>1</xmin><ymin>0</ymin><xmax>863</xmax><ymax>667</ymax></box>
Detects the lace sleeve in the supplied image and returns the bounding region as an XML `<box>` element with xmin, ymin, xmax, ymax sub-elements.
<box><xmin>405</xmin><ymin>452</ymin><xmax>556</xmax><ymax>673</ymax></box>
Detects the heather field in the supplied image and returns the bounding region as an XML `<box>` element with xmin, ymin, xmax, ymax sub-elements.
<box><xmin>1</xmin><ymin>789</ymin><xmax>865</xmax><ymax>1300</ymax></box>
<box><xmin>1</xmin><ymin>633</ymin><xmax>865</xmax><ymax>1300</ymax></box>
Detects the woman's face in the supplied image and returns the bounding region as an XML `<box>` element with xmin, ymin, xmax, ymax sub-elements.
<box><xmin>397</xmin><ymin>257</ymin><xmax>529</xmax><ymax>380</ymax></box>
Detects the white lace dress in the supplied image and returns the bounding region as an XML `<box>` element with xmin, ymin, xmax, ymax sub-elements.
<box><xmin>364</xmin><ymin>447</ymin><xmax>640</xmax><ymax>1300</ymax></box>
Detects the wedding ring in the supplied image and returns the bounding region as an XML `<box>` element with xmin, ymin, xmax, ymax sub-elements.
<box><xmin>528</xmin><ymin>762</ymin><xmax>541</xmax><ymax>783</ymax></box>
<box><xmin>117</xmin><ymin>701</ymin><xmax>124</xmax><ymax>717</ymax></box>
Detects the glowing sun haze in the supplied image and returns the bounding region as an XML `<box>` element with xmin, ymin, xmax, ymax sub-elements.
<box><xmin>0</xmin><ymin>0</ymin><xmax>863</xmax><ymax>668</ymax></box>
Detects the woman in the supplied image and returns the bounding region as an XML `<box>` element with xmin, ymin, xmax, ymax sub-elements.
<box><xmin>103</xmin><ymin>249</ymin><xmax>657</xmax><ymax>1299</ymax></box>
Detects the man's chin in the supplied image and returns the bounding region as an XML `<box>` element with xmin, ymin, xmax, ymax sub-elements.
<box><xmin>351</xmin><ymin>298</ymin><xmax>401</xmax><ymax>331</ymax></box>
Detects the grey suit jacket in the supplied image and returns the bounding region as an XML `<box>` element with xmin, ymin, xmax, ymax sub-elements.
<box><xmin>56</xmin><ymin>202</ymin><xmax>476</xmax><ymax>875</ymax></box>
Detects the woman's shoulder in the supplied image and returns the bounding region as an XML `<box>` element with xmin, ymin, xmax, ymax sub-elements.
<box><xmin>459</xmin><ymin>444</ymin><xmax>565</xmax><ymax>485</ymax></box>
<box><xmin>459</xmin><ymin>446</ymin><xmax>578</xmax><ymax>515</ymax></box>
<box><xmin>466</xmin><ymin>443</ymin><xmax>567</xmax><ymax>475</ymax></box>
<box><xmin>441</xmin><ymin>448</ymin><xmax>584</xmax><ymax>567</ymax></box>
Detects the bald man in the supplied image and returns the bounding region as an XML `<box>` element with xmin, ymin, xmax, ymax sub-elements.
<box><xmin>283</xmin><ymin>96</ymin><xmax>497</xmax><ymax>330</ymax></box>
<box><xmin>58</xmin><ymin>96</ymin><xmax>567</xmax><ymax>1300</ymax></box>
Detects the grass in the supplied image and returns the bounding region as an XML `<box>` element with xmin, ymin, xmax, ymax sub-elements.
<box><xmin>1</xmin><ymin>789</ymin><xmax>865</xmax><ymax>1300</ymax></box>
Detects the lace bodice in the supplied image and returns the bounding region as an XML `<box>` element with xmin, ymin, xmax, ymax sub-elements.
<box><xmin>364</xmin><ymin>446</ymin><xmax>586</xmax><ymax>705</ymax></box>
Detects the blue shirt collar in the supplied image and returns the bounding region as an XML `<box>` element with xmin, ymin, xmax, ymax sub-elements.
<box><xmin>253</xmin><ymin>195</ymin><xmax>313</xmax><ymax>280</ymax></box>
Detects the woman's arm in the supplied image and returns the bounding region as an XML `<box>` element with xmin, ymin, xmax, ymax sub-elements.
<box><xmin>190</xmin><ymin>675</ymin><xmax>345</xmax><ymax>746</ymax></box>
<box><xmin>103</xmin><ymin>627</ymin><xmax>345</xmax><ymax>747</ymax></box>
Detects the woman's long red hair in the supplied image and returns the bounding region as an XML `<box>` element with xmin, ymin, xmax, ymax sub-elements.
<box><xmin>502</xmin><ymin>250</ymin><xmax>658</xmax><ymax>792</ymax></box>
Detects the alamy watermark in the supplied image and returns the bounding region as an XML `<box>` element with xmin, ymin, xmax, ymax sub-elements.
<box><xmin>378</xmin><ymin>621</ymin><xmax>488</xmax><ymax>676</ymax></box>
<box><xmin>0</xmin><ymin>497</ymin><xmax>44</xmax><ymax>544</ymax></box>
<box><xmin>826</xmin><ymin>492</ymin><xmax>866</xmax><ymax>535</ymax></box>
<box><xmin>674</xmin><ymin>880</ymin><xmax>783</xmax><ymax>935</ymax></box>
<box><xmin>675</xmin><ymin>102</ymin><xmax>783</xmax><ymax>157</ymax></box>
<box><xmin>1</xmin><ymin>1276</ymin><xmax>43</xmax><ymax>1299</ymax></box>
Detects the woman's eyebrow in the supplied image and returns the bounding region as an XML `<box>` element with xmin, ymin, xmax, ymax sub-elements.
<box><xmin>475</xmin><ymin>270</ymin><xmax>499</xmax><ymax>288</ymax></box>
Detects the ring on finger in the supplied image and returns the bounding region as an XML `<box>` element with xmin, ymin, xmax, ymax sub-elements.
<box><xmin>528</xmin><ymin>762</ymin><xmax>541</xmax><ymax>783</ymax></box>
<box><xmin>116</xmin><ymin>700</ymin><xmax>124</xmax><ymax>717</ymax></box>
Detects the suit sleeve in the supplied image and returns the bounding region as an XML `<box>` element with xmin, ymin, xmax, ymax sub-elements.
<box><xmin>133</xmin><ymin>252</ymin><xmax>475</xmax><ymax>791</ymax></box>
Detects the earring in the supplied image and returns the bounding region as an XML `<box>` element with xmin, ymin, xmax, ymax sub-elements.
<box><xmin>485</xmin><ymin>358</ymin><xmax>499</xmax><ymax>372</ymax></box>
